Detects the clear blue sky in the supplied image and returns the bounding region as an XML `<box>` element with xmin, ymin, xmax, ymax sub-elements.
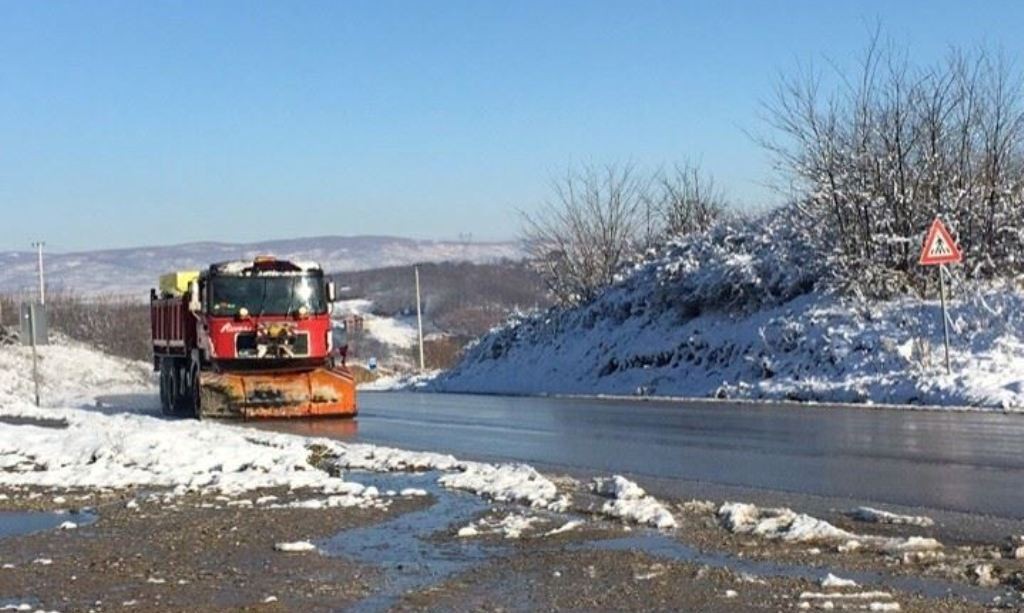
<box><xmin>1</xmin><ymin>1</ymin><xmax>1021</xmax><ymax>251</ymax></box>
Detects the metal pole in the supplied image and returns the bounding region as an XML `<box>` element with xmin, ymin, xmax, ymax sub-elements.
<box><xmin>939</xmin><ymin>265</ymin><xmax>951</xmax><ymax>375</ymax></box>
<box><xmin>32</xmin><ymin>241</ymin><xmax>45</xmax><ymax>305</ymax></box>
<box><xmin>415</xmin><ymin>266</ymin><xmax>425</xmax><ymax>371</ymax></box>
<box><xmin>29</xmin><ymin>306</ymin><xmax>40</xmax><ymax>407</ymax></box>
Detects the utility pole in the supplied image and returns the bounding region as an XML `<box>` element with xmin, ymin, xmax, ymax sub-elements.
<box><xmin>31</xmin><ymin>241</ymin><xmax>45</xmax><ymax>305</ymax></box>
<box><xmin>415</xmin><ymin>266</ymin><xmax>425</xmax><ymax>371</ymax></box>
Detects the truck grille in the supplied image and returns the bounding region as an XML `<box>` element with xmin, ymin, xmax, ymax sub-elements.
<box><xmin>235</xmin><ymin>331</ymin><xmax>309</xmax><ymax>358</ymax></box>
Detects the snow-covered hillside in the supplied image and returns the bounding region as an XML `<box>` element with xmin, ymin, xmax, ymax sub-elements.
<box><xmin>432</xmin><ymin>213</ymin><xmax>1024</xmax><ymax>410</ymax></box>
<box><xmin>0</xmin><ymin>236</ymin><xmax>522</xmax><ymax>297</ymax></box>
<box><xmin>335</xmin><ymin>299</ymin><xmax>419</xmax><ymax>349</ymax></box>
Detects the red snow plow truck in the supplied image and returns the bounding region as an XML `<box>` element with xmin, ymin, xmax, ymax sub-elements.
<box><xmin>150</xmin><ymin>257</ymin><xmax>356</xmax><ymax>419</ymax></box>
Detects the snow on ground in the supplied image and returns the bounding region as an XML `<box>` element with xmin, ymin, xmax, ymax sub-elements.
<box><xmin>358</xmin><ymin>370</ymin><xmax>440</xmax><ymax>391</ymax></box>
<box><xmin>0</xmin><ymin>340</ymin><xmax>553</xmax><ymax>516</ymax></box>
<box><xmin>849</xmin><ymin>507</ymin><xmax>935</xmax><ymax>528</ymax></box>
<box><xmin>0</xmin><ymin>338</ymin><xmax>153</xmax><ymax>410</ymax></box>
<box><xmin>592</xmin><ymin>475</ymin><xmax>677</xmax><ymax>529</ymax></box>
<box><xmin>457</xmin><ymin>513</ymin><xmax>547</xmax><ymax>539</ymax></box>
<box><xmin>719</xmin><ymin>502</ymin><xmax>942</xmax><ymax>554</ymax></box>
<box><xmin>439</xmin><ymin>462</ymin><xmax>566</xmax><ymax>510</ymax></box>
<box><xmin>273</xmin><ymin>541</ymin><xmax>317</xmax><ymax>553</ymax></box>
<box><xmin>820</xmin><ymin>573</ymin><xmax>859</xmax><ymax>588</ymax></box>
<box><xmin>334</xmin><ymin>299</ymin><xmax>419</xmax><ymax>349</ymax></box>
<box><xmin>430</xmin><ymin>213</ymin><xmax>1024</xmax><ymax>410</ymax></box>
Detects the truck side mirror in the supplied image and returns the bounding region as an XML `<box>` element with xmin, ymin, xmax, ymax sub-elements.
<box><xmin>326</xmin><ymin>281</ymin><xmax>337</xmax><ymax>303</ymax></box>
<box><xmin>188</xmin><ymin>280</ymin><xmax>202</xmax><ymax>313</ymax></box>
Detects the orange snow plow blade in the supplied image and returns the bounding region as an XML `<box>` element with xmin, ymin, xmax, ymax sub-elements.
<box><xmin>198</xmin><ymin>366</ymin><xmax>357</xmax><ymax>419</ymax></box>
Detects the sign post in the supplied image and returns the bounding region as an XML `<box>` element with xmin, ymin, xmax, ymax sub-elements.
<box><xmin>918</xmin><ymin>217</ymin><xmax>964</xmax><ymax>375</ymax></box>
<box><xmin>22</xmin><ymin>304</ymin><xmax>41</xmax><ymax>406</ymax></box>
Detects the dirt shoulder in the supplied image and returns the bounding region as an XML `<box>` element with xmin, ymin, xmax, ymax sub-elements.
<box><xmin>0</xmin><ymin>481</ymin><xmax>1016</xmax><ymax>612</ymax></box>
<box><xmin>0</xmin><ymin>487</ymin><xmax>427</xmax><ymax>612</ymax></box>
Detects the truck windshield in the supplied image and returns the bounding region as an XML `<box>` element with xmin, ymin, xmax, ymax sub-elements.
<box><xmin>209</xmin><ymin>276</ymin><xmax>327</xmax><ymax>317</ymax></box>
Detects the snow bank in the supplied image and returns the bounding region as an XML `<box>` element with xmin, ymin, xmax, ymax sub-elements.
<box><xmin>431</xmin><ymin>212</ymin><xmax>1024</xmax><ymax>409</ymax></box>
<box><xmin>849</xmin><ymin>507</ymin><xmax>934</xmax><ymax>527</ymax></box>
<box><xmin>439</xmin><ymin>463</ymin><xmax>563</xmax><ymax>509</ymax></box>
<box><xmin>718</xmin><ymin>503</ymin><xmax>941</xmax><ymax>553</ymax></box>
<box><xmin>0</xmin><ymin>339</ymin><xmax>153</xmax><ymax>410</ymax></box>
<box><xmin>593</xmin><ymin>475</ymin><xmax>676</xmax><ymax>529</ymax></box>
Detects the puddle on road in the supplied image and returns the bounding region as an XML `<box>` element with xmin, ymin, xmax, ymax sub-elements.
<box><xmin>586</xmin><ymin>534</ymin><xmax>1015</xmax><ymax>607</ymax></box>
<box><xmin>0</xmin><ymin>510</ymin><xmax>96</xmax><ymax>539</ymax></box>
<box><xmin>322</xmin><ymin>471</ymin><xmax>500</xmax><ymax>613</ymax></box>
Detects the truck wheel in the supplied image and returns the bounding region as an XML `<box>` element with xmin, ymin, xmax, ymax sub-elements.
<box><xmin>189</xmin><ymin>364</ymin><xmax>203</xmax><ymax>420</ymax></box>
<box><xmin>171</xmin><ymin>362</ymin><xmax>190</xmax><ymax>417</ymax></box>
<box><xmin>158</xmin><ymin>360</ymin><xmax>173</xmax><ymax>416</ymax></box>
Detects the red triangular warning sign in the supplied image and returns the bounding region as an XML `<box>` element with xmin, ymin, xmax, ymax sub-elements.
<box><xmin>919</xmin><ymin>217</ymin><xmax>963</xmax><ymax>266</ymax></box>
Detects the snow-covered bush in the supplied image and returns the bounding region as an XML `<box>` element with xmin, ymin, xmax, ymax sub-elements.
<box><xmin>522</xmin><ymin>163</ymin><xmax>725</xmax><ymax>306</ymax></box>
<box><xmin>763</xmin><ymin>39</ymin><xmax>1024</xmax><ymax>296</ymax></box>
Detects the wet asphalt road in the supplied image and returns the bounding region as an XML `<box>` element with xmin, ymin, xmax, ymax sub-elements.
<box><xmin>254</xmin><ymin>392</ymin><xmax>1024</xmax><ymax>521</ymax></box>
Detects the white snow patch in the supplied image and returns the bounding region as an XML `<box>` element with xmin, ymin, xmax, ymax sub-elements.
<box><xmin>799</xmin><ymin>591</ymin><xmax>894</xmax><ymax>600</ymax></box>
<box><xmin>358</xmin><ymin>370</ymin><xmax>441</xmax><ymax>391</ymax></box>
<box><xmin>850</xmin><ymin>506</ymin><xmax>934</xmax><ymax>527</ymax></box>
<box><xmin>457</xmin><ymin>513</ymin><xmax>546</xmax><ymax>540</ymax></box>
<box><xmin>274</xmin><ymin>540</ymin><xmax>317</xmax><ymax>553</ymax></box>
<box><xmin>334</xmin><ymin>299</ymin><xmax>418</xmax><ymax>348</ymax></box>
<box><xmin>719</xmin><ymin>503</ymin><xmax>941</xmax><ymax>552</ymax></box>
<box><xmin>593</xmin><ymin>475</ymin><xmax>646</xmax><ymax>500</ymax></box>
<box><xmin>58</xmin><ymin>521</ymin><xmax>77</xmax><ymax>530</ymax></box>
<box><xmin>593</xmin><ymin>475</ymin><xmax>676</xmax><ymax>529</ymax></box>
<box><xmin>820</xmin><ymin>573</ymin><xmax>858</xmax><ymax>588</ymax></box>
<box><xmin>439</xmin><ymin>463</ymin><xmax>561</xmax><ymax>509</ymax></box>
<box><xmin>543</xmin><ymin>520</ymin><xmax>585</xmax><ymax>536</ymax></box>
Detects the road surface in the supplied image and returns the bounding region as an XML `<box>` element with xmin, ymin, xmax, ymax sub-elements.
<box><xmin>253</xmin><ymin>392</ymin><xmax>1024</xmax><ymax>520</ymax></box>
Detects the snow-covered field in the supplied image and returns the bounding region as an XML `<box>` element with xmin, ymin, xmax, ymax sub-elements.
<box><xmin>431</xmin><ymin>214</ymin><xmax>1024</xmax><ymax>410</ymax></box>
<box><xmin>0</xmin><ymin>236</ymin><xmax>522</xmax><ymax>297</ymax></box>
<box><xmin>334</xmin><ymin>298</ymin><xmax>419</xmax><ymax>349</ymax></box>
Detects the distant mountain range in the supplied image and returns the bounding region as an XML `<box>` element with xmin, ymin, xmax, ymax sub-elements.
<box><xmin>0</xmin><ymin>236</ymin><xmax>523</xmax><ymax>298</ymax></box>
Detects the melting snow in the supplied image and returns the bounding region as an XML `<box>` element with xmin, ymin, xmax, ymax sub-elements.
<box><xmin>593</xmin><ymin>475</ymin><xmax>676</xmax><ymax>529</ymax></box>
<box><xmin>439</xmin><ymin>462</ymin><xmax>562</xmax><ymax>509</ymax></box>
<box><xmin>849</xmin><ymin>506</ymin><xmax>935</xmax><ymax>527</ymax></box>
<box><xmin>719</xmin><ymin>503</ymin><xmax>941</xmax><ymax>553</ymax></box>
<box><xmin>820</xmin><ymin>573</ymin><xmax>858</xmax><ymax>588</ymax></box>
<box><xmin>457</xmin><ymin>513</ymin><xmax>546</xmax><ymax>539</ymax></box>
<box><xmin>274</xmin><ymin>540</ymin><xmax>317</xmax><ymax>552</ymax></box>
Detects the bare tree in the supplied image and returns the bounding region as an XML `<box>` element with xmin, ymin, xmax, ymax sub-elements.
<box><xmin>521</xmin><ymin>162</ymin><xmax>729</xmax><ymax>305</ymax></box>
<box><xmin>761</xmin><ymin>35</ymin><xmax>1024</xmax><ymax>296</ymax></box>
<box><xmin>521</xmin><ymin>164</ymin><xmax>650</xmax><ymax>305</ymax></box>
<box><xmin>655</xmin><ymin>163</ymin><xmax>726</xmax><ymax>237</ymax></box>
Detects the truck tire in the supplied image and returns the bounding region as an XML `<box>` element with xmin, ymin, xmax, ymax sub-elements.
<box><xmin>158</xmin><ymin>359</ymin><xmax>173</xmax><ymax>416</ymax></box>
<box><xmin>188</xmin><ymin>363</ymin><xmax>203</xmax><ymax>420</ymax></box>
<box><xmin>171</xmin><ymin>361</ymin><xmax>190</xmax><ymax>417</ymax></box>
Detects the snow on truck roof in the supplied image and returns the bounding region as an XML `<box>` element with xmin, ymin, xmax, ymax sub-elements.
<box><xmin>211</xmin><ymin>258</ymin><xmax>323</xmax><ymax>276</ymax></box>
